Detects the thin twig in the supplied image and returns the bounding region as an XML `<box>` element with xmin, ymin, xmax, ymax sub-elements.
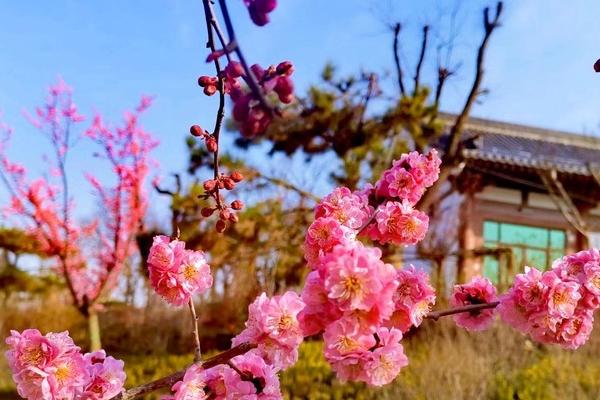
<box><xmin>392</xmin><ymin>23</ymin><xmax>406</xmax><ymax>96</ymax></box>
<box><xmin>188</xmin><ymin>299</ymin><xmax>202</xmax><ymax>362</ymax></box>
<box><xmin>413</xmin><ymin>25</ymin><xmax>430</xmax><ymax>95</ymax></box>
<box><xmin>425</xmin><ymin>301</ymin><xmax>500</xmax><ymax>320</ymax></box>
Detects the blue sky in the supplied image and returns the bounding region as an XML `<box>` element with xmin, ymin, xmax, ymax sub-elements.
<box><xmin>1</xmin><ymin>0</ymin><xmax>600</xmax><ymax>226</ymax></box>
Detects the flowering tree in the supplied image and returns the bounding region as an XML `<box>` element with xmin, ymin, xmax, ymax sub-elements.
<box><xmin>4</xmin><ymin>1</ymin><xmax>600</xmax><ymax>400</ymax></box>
<box><xmin>0</xmin><ymin>80</ymin><xmax>158</xmax><ymax>351</ymax></box>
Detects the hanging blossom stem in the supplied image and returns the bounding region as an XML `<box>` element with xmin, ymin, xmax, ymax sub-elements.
<box><xmin>188</xmin><ymin>299</ymin><xmax>202</xmax><ymax>362</ymax></box>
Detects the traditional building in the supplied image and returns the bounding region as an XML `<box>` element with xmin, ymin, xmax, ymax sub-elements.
<box><xmin>438</xmin><ymin>114</ymin><xmax>600</xmax><ymax>288</ymax></box>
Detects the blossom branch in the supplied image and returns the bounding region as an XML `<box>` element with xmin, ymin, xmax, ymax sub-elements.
<box><xmin>110</xmin><ymin>342</ymin><xmax>257</xmax><ymax>400</ymax></box>
<box><xmin>425</xmin><ymin>301</ymin><xmax>500</xmax><ymax>321</ymax></box>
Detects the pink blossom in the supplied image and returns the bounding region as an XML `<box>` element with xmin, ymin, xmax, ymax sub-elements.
<box><xmin>171</xmin><ymin>364</ymin><xmax>208</xmax><ymax>400</ymax></box>
<box><xmin>450</xmin><ymin>277</ymin><xmax>498</xmax><ymax>331</ymax></box>
<box><xmin>303</xmin><ymin>217</ymin><xmax>354</xmax><ymax>268</ymax></box>
<box><xmin>322</xmin><ymin>243</ymin><xmax>398</xmax><ymax>321</ymax></box>
<box><xmin>5</xmin><ymin>330</ymin><xmax>122</xmax><ymax>400</ymax></box>
<box><xmin>232</xmin><ymin>291</ymin><xmax>305</xmax><ymax>371</ymax></box>
<box><xmin>387</xmin><ymin>266</ymin><xmax>436</xmax><ymax>333</ymax></box>
<box><xmin>226</xmin><ymin>353</ymin><xmax>282</xmax><ymax>399</ymax></box>
<box><xmin>81</xmin><ymin>350</ymin><xmax>126</xmax><ymax>399</ymax></box>
<box><xmin>322</xmin><ymin>318</ymin><xmax>375</xmax><ymax>383</ymax></box>
<box><xmin>375</xmin><ymin>150</ymin><xmax>440</xmax><ymax>204</ymax></box>
<box><xmin>148</xmin><ymin>236</ymin><xmax>213</xmax><ymax>306</ymax></box>
<box><xmin>298</xmin><ymin>271</ymin><xmax>342</xmax><ymax>336</ymax></box>
<box><xmin>542</xmin><ymin>271</ymin><xmax>581</xmax><ymax>318</ymax></box>
<box><xmin>364</xmin><ymin>328</ymin><xmax>408</xmax><ymax>387</ymax></box>
<box><xmin>244</xmin><ymin>0</ymin><xmax>277</xmax><ymax>26</ymax></box>
<box><xmin>315</xmin><ymin>187</ymin><xmax>372</xmax><ymax>230</ymax></box>
<box><xmin>367</xmin><ymin>201</ymin><xmax>429</xmax><ymax>246</ymax></box>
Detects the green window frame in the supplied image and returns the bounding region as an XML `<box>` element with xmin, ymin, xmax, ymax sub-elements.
<box><xmin>482</xmin><ymin>220</ymin><xmax>565</xmax><ymax>285</ymax></box>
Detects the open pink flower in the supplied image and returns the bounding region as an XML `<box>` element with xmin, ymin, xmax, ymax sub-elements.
<box><xmin>375</xmin><ymin>150</ymin><xmax>440</xmax><ymax>204</ymax></box>
<box><xmin>543</xmin><ymin>271</ymin><xmax>581</xmax><ymax>318</ymax></box>
<box><xmin>322</xmin><ymin>243</ymin><xmax>397</xmax><ymax>320</ymax></box>
<box><xmin>387</xmin><ymin>266</ymin><xmax>436</xmax><ymax>333</ymax></box>
<box><xmin>364</xmin><ymin>327</ymin><xmax>408</xmax><ymax>387</ymax></box>
<box><xmin>450</xmin><ymin>276</ymin><xmax>498</xmax><ymax>331</ymax></box>
<box><xmin>82</xmin><ymin>350</ymin><xmax>126</xmax><ymax>399</ymax></box>
<box><xmin>171</xmin><ymin>364</ymin><xmax>208</xmax><ymax>400</ymax></box>
<box><xmin>148</xmin><ymin>235</ymin><xmax>213</xmax><ymax>306</ymax></box>
<box><xmin>226</xmin><ymin>353</ymin><xmax>282</xmax><ymax>399</ymax></box>
<box><xmin>298</xmin><ymin>271</ymin><xmax>343</xmax><ymax>336</ymax></box>
<box><xmin>232</xmin><ymin>291</ymin><xmax>305</xmax><ymax>371</ymax></box>
<box><xmin>369</xmin><ymin>201</ymin><xmax>429</xmax><ymax>246</ymax></box>
<box><xmin>303</xmin><ymin>217</ymin><xmax>354</xmax><ymax>268</ymax></box>
<box><xmin>315</xmin><ymin>187</ymin><xmax>372</xmax><ymax>230</ymax></box>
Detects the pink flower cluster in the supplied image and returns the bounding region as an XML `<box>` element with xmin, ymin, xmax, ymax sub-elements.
<box><xmin>298</xmin><ymin>150</ymin><xmax>441</xmax><ymax>385</ymax></box>
<box><xmin>166</xmin><ymin>352</ymin><xmax>281</xmax><ymax>400</ymax></box>
<box><xmin>5</xmin><ymin>329</ymin><xmax>125</xmax><ymax>400</ymax></box>
<box><xmin>232</xmin><ymin>291</ymin><xmax>305</xmax><ymax>371</ymax></box>
<box><xmin>499</xmin><ymin>249</ymin><xmax>600</xmax><ymax>349</ymax></box>
<box><xmin>375</xmin><ymin>150</ymin><xmax>441</xmax><ymax>205</ymax></box>
<box><xmin>148</xmin><ymin>235</ymin><xmax>213</xmax><ymax>306</ymax></box>
<box><xmin>450</xmin><ymin>277</ymin><xmax>498</xmax><ymax>332</ymax></box>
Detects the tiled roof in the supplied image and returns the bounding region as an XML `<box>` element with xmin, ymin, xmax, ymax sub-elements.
<box><xmin>439</xmin><ymin>113</ymin><xmax>600</xmax><ymax>176</ymax></box>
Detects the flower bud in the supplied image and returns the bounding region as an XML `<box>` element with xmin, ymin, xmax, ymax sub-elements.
<box><xmin>595</xmin><ymin>59</ymin><xmax>600</xmax><ymax>73</ymax></box>
<box><xmin>276</xmin><ymin>61</ymin><xmax>294</xmax><ymax>76</ymax></box>
<box><xmin>216</xmin><ymin>219</ymin><xmax>227</xmax><ymax>233</ymax></box>
<box><xmin>206</xmin><ymin>137</ymin><xmax>218</xmax><ymax>152</ymax></box>
<box><xmin>231</xmin><ymin>200</ymin><xmax>244</xmax><ymax>210</ymax></box>
<box><xmin>223</xmin><ymin>178</ymin><xmax>235</xmax><ymax>190</ymax></box>
<box><xmin>201</xmin><ymin>207</ymin><xmax>215</xmax><ymax>217</ymax></box>
<box><xmin>190</xmin><ymin>125</ymin><xmax>204</xmax><ymax>137</ymax></box>
<box><xmin>198</xmin><ymin>76</ymin><xmax>213</xmax><ymax>87</ymax></box>
<box><xmin>219</xmin><ymin>209</ymin><xmax>231</xmax><ymax>220</ymax></box>
<box><xmin>230</xmin><ymin>171</ymin><xmax>244</xmax><ymax>182</ymax></box>
<box><xmin>274</xmin><ymin>77</ymin><xmax>294</xmax><ymax>104</ymax></box>
<box><xmin>204</xmin><ymin>85</ymin><xmax>217</xmax><ymax>96</ymax></box>
<box><xmin>228</xmin><ymin>213</ymin><xmax>239</xmax><ymax>223</ymax></box>
<box><xmin>203</xmin><ymin>179</ymin><xmax>216</xmax><ymax>191</ymax></box>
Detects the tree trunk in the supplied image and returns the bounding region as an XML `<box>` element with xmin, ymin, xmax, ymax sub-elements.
<box><xmin>87</xmin><ymin>308</ymin><xmax>102</xmax><ymax>351</ymax></box>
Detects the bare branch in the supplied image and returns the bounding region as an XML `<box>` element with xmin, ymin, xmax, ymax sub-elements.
<box><xmin>392</xmin><ymin>23</ymin><xmax>406</xmax><ymax>96</ymax></box>
<box><xmin>425</xmin><ymin>301</ymin><xmax>499</xmax><ymax>320</ymax></box>
<box><xmin>413</xmin><ymin>25</ymin><xmax>430</xmax><ymax>94</ymax></box>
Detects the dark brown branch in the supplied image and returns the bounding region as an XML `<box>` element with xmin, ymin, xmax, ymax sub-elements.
<box><xmin>445</xmin><ymin>2</ymin><xmax>502</xmax><ymax>160</ymax></box>
<box><xmin>413</xmin><ymin>25</ymin><xmax>430</xmax><ymax>95</ymax></box>
<box><xmin>417</xmin><ymin>2</ymin><xmax>503</xmax><ymax>213</ymax></box>
<box><xmin>392</xmin><ymin>23</ymin><xmax>406</xmax><ymax>96</ymax></box>
<box><xmin>425</xmin><ymin>301</ymin><xmax>500</xmax><ymax>320</ymax></box>
<box><xmin>111</xmin><ymin>342</ymin><xmax>257</xmax><ymax>400</ymax></box>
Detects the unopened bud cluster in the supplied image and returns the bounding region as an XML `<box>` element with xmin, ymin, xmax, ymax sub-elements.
<box><xmin>201</xmin><ymin>172</ymin><xmax>245</xmax><ymax>232</ymax></box>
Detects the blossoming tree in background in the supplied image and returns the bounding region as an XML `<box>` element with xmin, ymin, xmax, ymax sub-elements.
<box><xmin>0</xmin><ymin>80</ymin><xmax>158</xmax><ymax>351</ymax></box>
<box><xmin>4</xmin><ymin>1</ymin><xmax>600</xmax><ymax>399</ymax></box>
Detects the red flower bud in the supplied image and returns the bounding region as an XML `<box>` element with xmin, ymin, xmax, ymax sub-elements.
<box><xmin>230</xmin><ymin>171</ymin><xmax>244</xmax><ymax>182</ymax></box>
<box><xmin>228</xmin><ymin>213</ymin><xmax>239</xmax><ymax>223</ymax></box>
<box><xmin>219</xmin><ymin>209</ymin><xmax>231</xmax><ymax>220</ymax></box>
<box><xmin>198</xmin><ymin>76</ymin><xmax>213</xmax><ymax>87</ymax></box>
<box><xmin>223</xmin><ymin>178</ymin><xmax>235</xmax><ymax>190</ymax></box>
<box><xmin>217</xmin><ymin>180</ymin><xmax>225</xmax><ymax>189</ymax></box>
<box><xmin>206</xmin><ymin>137</ymin><xmax>218</xmax><ymax>152</ymax></box>
<box><xmin>201</xmin><ymin>207</ymin><xmax>215</xmax><ymax>217</ymax></box>
<box><xmin>204</xmin><ymin>85</ymin><xmax>217</xmax><ymax>96</ymax></box>
<box><xmin>215</xmin><ymin>219</ymin><xmax>227</xmax><ymax>233</ymax></box>
<box><xmin>190</xmin><ymin>125</ymin><xmax>204</xmax><ymax>137</ymax></box>
<box><xmin>274</xmin><ymin>77</ymin><xmax>294</xmax><ymax>104</ymax></box>
<box><xmin>595</xmin><ymin>59</ymin><xmax>600</xmax><ymax>73</ymax></box>
<box><xmin>276</xmin><ymin>61</ymin><xmax>294</xmax><ymax>76</ymax></box>
<box><xmin>203</xmin><ymin>179</ymin><xmax>216</xmax><ymax>191</ymax></box>
<box><xmin>231</xmin><ymin>200</ymin><xmax>244</xmax><ymax>210</ymax></box>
